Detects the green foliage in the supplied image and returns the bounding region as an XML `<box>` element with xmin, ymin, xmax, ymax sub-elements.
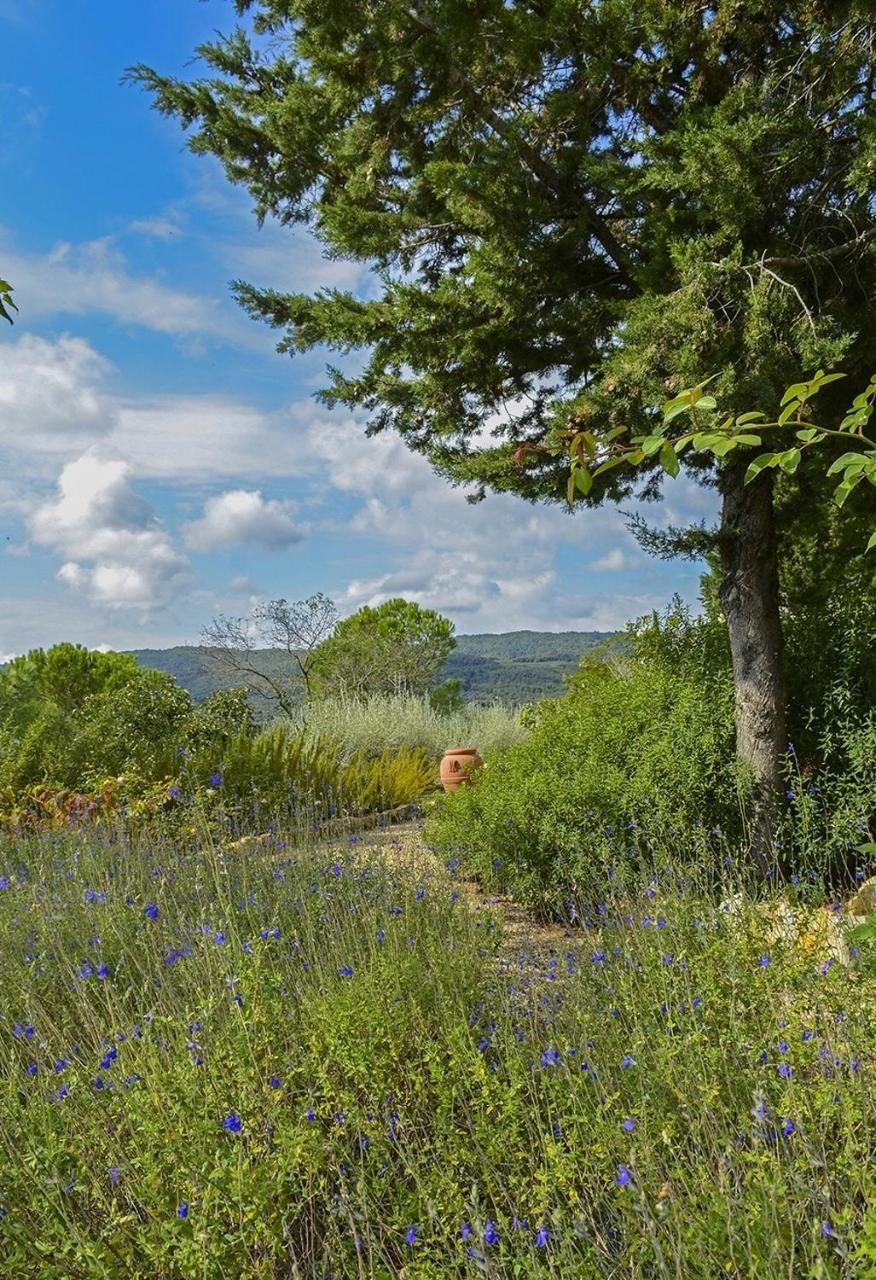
<box><xmin>311</xmin><ymin>598</ymin><xmax>456</xmax><ymax>698</ymax></box>
<box><xmin>429</xmin><ymin>593</ymin><xmax>876</xmax><ymax>907</ymax></box>
<box><xmin>0</xmin><ymin>644</ymin><xmax>140</xmax><ymax>730</ymax></box>
<box><xmin>190</xmin><ymin>721</ymin><xmax>436</xmax><ymax>821</ymax></box>
<box><xmin>571</xmin><ymin>369</ymin><xmax>876</xmax><ymax>551</ymax></box>
<box><xmin>0</xmin><ymin>826</ymin><xmax>873</xmax><ymax>1275</ymax></box>
<box><xmin>0</xmin><ymin>276</ymin><xmax>15</xmax><ymax>324</ymax></box>
<box><xmin>132</xmin><ymin>631</ymin><xmax>617</xmax><ymax>708</ymax></box>
<box><xmin>428</xmin><ymin>677</ymin><xmax>465</xmax><ymax>715</ymax></box>
<box><xmin>129</xmin><ymin>5</ymin><xmax>876</xmax><ymax>518</ymax></box>
<box><xmin>428</xmin><ymin>606</ymin><xmax>738</xmax><ymax>910</ymax></box>
<box><xmin>293</xmin><ymin>692</ymin><xmax>527</xmax><ymax>765</ymax></box>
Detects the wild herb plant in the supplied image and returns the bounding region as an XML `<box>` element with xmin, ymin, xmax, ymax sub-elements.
<box><xmin>0</xmin><ymin>823</ymin><xmax>873</xmax><ymax>1277</ymax></box>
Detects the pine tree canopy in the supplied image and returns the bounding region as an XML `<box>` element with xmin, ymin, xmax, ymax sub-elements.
<box><xmin>130</xmin><ymin>2</ymin><xmax>876</xmax><ymax>509</ymax></box>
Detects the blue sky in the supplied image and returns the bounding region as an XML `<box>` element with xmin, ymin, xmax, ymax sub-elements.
<box><xmin>0</xmin><ymin>0</ymin><xmax>713</xmax><ymax>658</ymax></box>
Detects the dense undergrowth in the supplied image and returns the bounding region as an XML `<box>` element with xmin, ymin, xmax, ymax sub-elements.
<box><xmin>0</xmin><ymin>822</ymin><xmax>873</xmax><ymax>1277</ymax></box>
<box><xmin>427</xmin><ymin>602</ymin><xmax>876</xmax><ymax>913</ymax></box>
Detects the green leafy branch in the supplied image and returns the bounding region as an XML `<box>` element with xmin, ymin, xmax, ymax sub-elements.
<box><xmin>554</xmin><ymin>370</ymin><xmax>876</xmax><ymax>552</ymax></box>
<box><xmin>0</xmin><ymin>278</ymin><xmax>16</xmax><ymax>324</ymax></box>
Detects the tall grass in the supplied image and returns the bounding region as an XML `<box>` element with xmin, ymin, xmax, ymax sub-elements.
<box><xmin>293</xmin><ymin>692</ymin><xmax>528</xmax><ymax>764</ymax></box>
<box><xmin>0</xmin><ymin>822</ymin><xmax>873</xmax><ymax>1276</ymax></box>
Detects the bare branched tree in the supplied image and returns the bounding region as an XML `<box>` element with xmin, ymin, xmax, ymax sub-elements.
<box><xmin>201</xmin><ymin>594</ymin><xmax>338</xmax><ymax>714</ymax></box>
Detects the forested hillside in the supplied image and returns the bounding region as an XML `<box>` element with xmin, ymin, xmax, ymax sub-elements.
<box><xmin>132</xmin><ymin>630</ymin><xmax>615</xmax><ymax>707</ymax></box>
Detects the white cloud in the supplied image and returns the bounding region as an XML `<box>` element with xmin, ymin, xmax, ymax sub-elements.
<box><xmin>128</xmin><ymin>216</ymin><xmax>182</xmax><ymax>240</ymax></box>
<box><xmin>0</xmin><ymin>333</ymin><xmax>116</xmax><ymax>453</ymax></box>
<box><xmin>183</xmin><ymin>489</ymin><xmax>307</xmax><ymax>552</ymax></box>
<box><xmin>0</xmin><ymin>231</ymin><xmax>250</xmax><ymax>343</ymax></box>
<box><xmin>587</xmin><ymin>547</ymin><xmax>634</xmax><ymax>572</ymax></box>
<box><xmin>28</xmin><ymin>453</ymin><xmax>192</xmax><ymax>610</ymax></box>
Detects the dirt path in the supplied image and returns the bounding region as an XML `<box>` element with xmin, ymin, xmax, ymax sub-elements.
<box><xmin>348</xmin><ymin>820</ymin><xmax>586</xmax><ymax>980</ymax></box>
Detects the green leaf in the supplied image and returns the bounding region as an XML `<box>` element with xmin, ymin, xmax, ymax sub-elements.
<box><xmin>733</xmin><ymin>434</ymin><xmax>762</xmax><ymax>446</ymax></box>
<box><xmin>780</xmin><ymin>382</ymin><xmax>808</xmax><ymax>406</ymax></box>
<box><xmin>777</xmin><ymin>448</ymin><xmax>801</xmax><ymax>473</ymax></box>
<box><xmin>694</xmin><ymin>395</ymin><xmax>717</xmax><ymax>412</ymax></box>
<box><xmin>573</xmin><ymin>465</ymin><xmax>593</xmax><ymax>496</ymax></box>
<box><xmin>744</xmin><ymin>454</ymin><xmax>777</xmax><ymax>483</ymax></box>
<box><xmin>826</xmin><ymin>451</ymin><xmax>871</xmax><ymax>476</ymax></box>
<box><xmin>856</xmin><ymin>842</ymin><xmax>876</xmax><ymax>855</ymax></box>
<box><xmin>866</xmin><ymin>531</ymin><xmax>876</xmax><ymax>553</ymax></box>
<box><xmin>566</xmin><ymin>474</ymin><xmax>576</xmax><ymax>506</ymax></box>
<box><xmin>778</xmin><ymin>403</ymin><xmax>799</xmax><ymax>425</ymax></box>
<box><xmin>735</xmin><ymin>411</ymin><xmax>766</xmax><ymax>425</ymax></box>
<box><xmin>592</xmin><ymin>455</ymin><xmax>627</xmax><ymax>478</ymax></box>
<box><xmin>659</xmin><ymin>442</ymin><xmax>680</xmax><ymax>477</ymax></box>
<box><xmin>796</xmin><ymin>428</ymin><xmax>821</xmax><ymax>442</ymax></box>
<box><xmin>663</xmin><ymin>401</ymin><xmax>694</xmax><ymax>424</ymax></box>
<box><xmin>710</xmin><ymin>438</ymin><xmax>738</xmax><ymax>456</ymax></box>
<box><xmin>640</xmin><ymin>435</ymin><xmax>665</xmax><ymax>456</ymax></box>
<box><xmin>809</xmin><ymin>371</ymin><xmax>845</xmax><ymax>390</ymax></box>
<box><xmin>833</xmin><ymin>477</ymin><xmax>859</xmax><ymax>508</ymax></box>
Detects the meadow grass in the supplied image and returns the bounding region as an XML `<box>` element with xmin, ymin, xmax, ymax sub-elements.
<box><xmin>0</xmin><ymin>820</ymin><xmax>873</xmax><ymax>1278</ymax></box>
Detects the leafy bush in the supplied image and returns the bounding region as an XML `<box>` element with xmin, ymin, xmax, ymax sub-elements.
<box><xmin>427</xmin><ymin>608</ymin><xmax>738</xmax><ymax>910</ymax></box>
<box><xmin>295</xmin><ymin>692</ymin><xmax>527</xmax><ymax>764</ymax></box>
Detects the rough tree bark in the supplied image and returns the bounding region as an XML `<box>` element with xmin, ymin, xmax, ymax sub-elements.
<box><xmin>718</xmin><ymin>463</ymin><xmax>786</xmax><ymax>872</ymax></box>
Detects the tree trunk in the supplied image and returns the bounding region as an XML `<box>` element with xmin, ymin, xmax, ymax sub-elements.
<box><xmin>718</xmin><ymin>464</ymin><xmax>785</xmax><ymax>872</ymax></box>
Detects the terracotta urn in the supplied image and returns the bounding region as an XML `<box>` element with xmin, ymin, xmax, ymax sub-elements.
<box><xmin>440</xmin><ymin>746</ymin><xmax>483</xmax><ymax>792</ymax></box>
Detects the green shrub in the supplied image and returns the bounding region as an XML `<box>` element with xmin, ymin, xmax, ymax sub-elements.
<box><xmin>426</xmin><ymin>612</ymin><xmax>737</xmax><ymax>911</ymax></box>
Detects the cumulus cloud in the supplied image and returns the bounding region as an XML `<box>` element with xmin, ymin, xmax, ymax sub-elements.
<box><xmin>0</xmin><ymin>333</ymin><xmax>116</xmax><ymax>453</ymax></box>
<box><xmin>183</xmin><ymin>489</ymin><xmax>307</xmax><ymax>552</ymax></box>
<box><xmin>28</xmin><ymin>454</ymin><xmax>191</xmax><ymax>610</ymax></box>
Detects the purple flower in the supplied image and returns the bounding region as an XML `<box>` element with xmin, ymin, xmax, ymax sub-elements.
<box><xmin>484</xmin><ymin>1220</ymin><xmax>500</xmax><ymax>1245</ymax></box>
<box><xmin>168</xmin><ymin>786</ymin><xmax>181</xmax><ymax>800</ymax></box>
<box><xmin>460</xmin><ymin>1223</ymin><xmax>474</xmax><ymax>1241</ymax></box>
<box><xmin>622</xmin><ymin>1117</ymin><xmax>636</xmax><ymax>1132</ymax></box>
<box><xmin>177</xmin><ymin>1202</ymin><xmax>189</xmax><ymax>1219</ymax></box>
<box><xmin>758</xmin><ymin>955</ymin><xmax>771</xmax><ymax>967</ymax></box>
<box><xmin>209</xmin><ymin>773</ymin><xmax>222</xmax><ymax>787</ymax></box>
<box><xmin>222</xmin><ymin>1113</ymin><xmax>242</xmax><ymax>1133</ymax></box>
<box><xmin>616</xmin><ymin>1164</ymin><xmax>632</xmax><ymax>1187</ymax></box>
<box><xmin>109</xmin><ymin>1166</ymin><xmax>121</xmax><ymax>1188</ymax></box>
<box><xmin>339</xmin><ymin>965</ymin><xmax>354</xmax><ymax>978</ymax></box>
<box><xmin>781</xmin><ymin>1118</ymin><xmax>796</xmax><ymax>1137</ymax></box>
<box><xmin>540</xmin><ymin>1047</ymin><xmax>561</xmax><ymax>1067</ymax></box>
<box><xmin>144</xmin><ymin>902</ymin><xmax>159</xmax><ymax>920</ymax></box>
<box><xmin>269</xmin><ymin>1076</ymin><xmax>281</xmax><ymax>1089</ymax></box>
<box><xmin>822</xmin><ymin>1221</ymin><xmax>835</xmax><ymax>1238</ymax></box>
<box><xmin>778</xmin><ymin>1063</ymin><xmax>793</xmax><ymax>1079</ymax></box>
<box><xmin>536</xmin><ymin>1224</ymin><xmax>550</xmax><ymax>1247</ymax></box>
<box><xmin>305</xmin><ymin>1108</ymin><xmax>317</xmax><ymax>1122</ymax></box>
<box><xmin>404</xmin><ymin>1225</ymin><xmax>419</xmax><ymax>1245</ymax></box>
<box><xmin>621</xmin><ymin>1053</ymin><xmax>636</xmax><ymax>1069</ymax></box>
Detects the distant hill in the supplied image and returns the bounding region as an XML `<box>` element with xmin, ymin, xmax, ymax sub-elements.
<box><xmin>132</xmin><ymin>630</ymin><xmax>617</xmax><ymax>708</ymax></box>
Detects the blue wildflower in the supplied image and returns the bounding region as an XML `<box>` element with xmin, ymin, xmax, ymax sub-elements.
<box><xmin>484</xmin><ymin>1220</ymin><xmax>500</xmax><ymax>1245</ymax></box>
<box><xmin>404</xmin><ymin>1225</ymin><xmax>419</xmax><ymax>1245</ymax></box>
<box><xmin>622</xmin><ymin>1117</ymin><xmax>636</xmax><ymax>1132</ymax></box>
<box><xmin>177</xmin><ymin>1202</ymin><xmax>189</xmax><ymax>1219</ymax></box>
<box><xmin>616</xmin><ymin>1164</ymin><xmax>632</xmax><ymax>1187</ymax></box>
<box><xmin>222</xmin><ymin>1113</ymin><xmax>242</xmax><ymax>1133</ymax></box>
<box><xmin>339</xmin><ymin>965</ymin><xmax>353</xmax><ymax>977</ymax></box>
<box><xmin>536</xmin><ymin>1224</ymin><xmax>550</xmax><ymax>1247</ymax></box>
<box><xmin>144</xmin><ymin>902</ymin><xmax>159</xmax><ymax>920</ymax></box>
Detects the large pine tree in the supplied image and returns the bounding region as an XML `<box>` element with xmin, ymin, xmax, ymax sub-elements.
<box><xmin>132</xmin><ymin>1</ymin><xmax>876</xmax><ymax>863</ymax></box>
